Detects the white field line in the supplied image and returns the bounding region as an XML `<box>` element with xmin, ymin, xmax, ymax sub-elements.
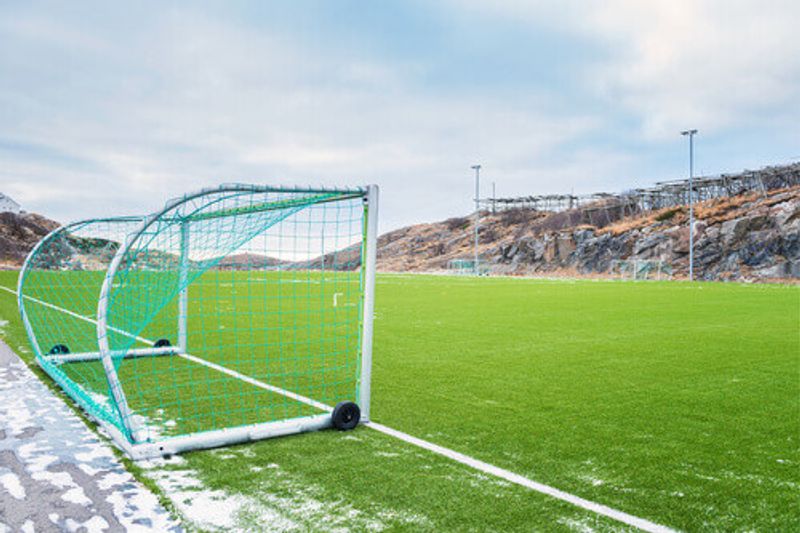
<box><xmin>0</xmin><ymin>283</ymin><xmax>675</xmax><ymax>533</ymax></box>
<box><xmin>177</xmin><ymin>352</ymin><xmax>331</xmax><ymax>412</ymax></box>
<box><xmin>366</xmin><ymin>421</ymin><xmax>674</xmax><ymax>532</ymax></box>
<box><xmin>1</xmin><ymin>285</ymin><xmax>153</xmax><ymax>346</ymax></box>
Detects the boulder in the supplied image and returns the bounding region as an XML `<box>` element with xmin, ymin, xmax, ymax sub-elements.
<box><xmin>555</xmin><ymin>234</ymin><xmax>576</xmax><ymax>262</ymax></box>
<box><xmin>633</xmin><ymin>233</ymin><xmax>668</xmax><ymax>257</ymax></box>
<box><xmin>752</xmin><ymin>262</ymin><xmax>789</xmax><ymax>279</ymax></box>
<box><xmin>781</xmin><ymin>232</ymin><xmax>800</xmax><ymax>260</ymax></box>
<box><xmin>721</xmin><ymin>215</ymin><xmax>776</xmax><ymax>246</ymax></box>
<box><xmin>738</xmin><ymin>230</ymin><xmax>783</xmax><ymax>267</ymax></box>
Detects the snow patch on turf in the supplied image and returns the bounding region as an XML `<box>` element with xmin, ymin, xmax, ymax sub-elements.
<box><xmin>141</xmin><ymin>456</ymin><xmax>432</xmax><ymax>531</ymax></box>
<box><xmin>558</xmin><ymin>517</ymin><xmax>598</xmax><ymax>532</ymax></box>
<box><xmin>575</xmin><ymin>460</ymin><xmax>614</xmax><ymax>490</ymax></box>
<box><xmin>470</xmin><ymin>472</ymin><xmax>512</xmax><ymax>490</ymax></box>
<box><xmin>85</xmin><ymin>392</ymin><xmax>181</xmax><ymax>442</ymax></box>
<box><xmin>721</xmin><ymin>470</ymin><xmax>800</xmax><ymax>490</ymax></box>
<box><xmin>141</xmin><ymin>462</ymin><xmax>297</xmax><ymax>531</ymax></box>
<box><xmin>375</xmin><ymin>451</ymin><xmax>401</xmax><ymax>458</ymax></box>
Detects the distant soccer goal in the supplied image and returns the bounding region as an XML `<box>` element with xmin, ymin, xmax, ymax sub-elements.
<box><xmin>18</xmin><ymin>184</ymin><xmax>378</xmax><ymax>459</ymax></box>
<box><xmin>447</xmin><ymin>258</ymin><xmax>489</xmax><ymax>276</ymax></box>
<box><xmin>610</xmin><ymin>259</ymin><xmax>672</xmax><ymax>281</ymax></box>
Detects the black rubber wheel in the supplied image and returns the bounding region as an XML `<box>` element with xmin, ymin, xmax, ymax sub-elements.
<box><xmin>331</xmin><ymin>401</ymin><xmax>360</xmax><ymax>430</ymax></box>
<box><xmin>154</xmin><ymin>338</ymin><xmax>172</xmax><ymax>348</ymax></box>
<box><xmin>49</xmin><ymin>344</ymin><xmax>70</xmax><ymax>355</ymax></box>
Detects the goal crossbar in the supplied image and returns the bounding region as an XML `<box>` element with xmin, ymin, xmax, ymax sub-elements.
<box><xmin>178</xmin><ymin>191</ymin><xmax>364</xmax><ymax>223</ymax></box>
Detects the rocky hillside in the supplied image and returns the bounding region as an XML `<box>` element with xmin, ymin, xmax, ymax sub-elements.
<box><xmin>4</xmin><ymin>187</ymin><xmax>798</xmax><ymax>281</ymax></box>
<box><xmin>0</xmin><ymin>212</ymin><xmax>59</xmax><ymax>268</ymax></box>
<box><xmin>377</xmin><ymin>186</ymin><xmax>800</xmax><ymax>281</ymax></box>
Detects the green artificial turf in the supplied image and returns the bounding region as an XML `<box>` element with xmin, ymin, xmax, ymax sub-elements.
<box><xmin>0</xmin><ymin>270</ymin><xmax>797</xmax><ymax>531</ymax></box>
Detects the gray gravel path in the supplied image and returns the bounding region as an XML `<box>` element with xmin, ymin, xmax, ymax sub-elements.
<box><xmin>0</xmin><ymin>339</ymin><xmax>180</xmax><ymax>532</ymax></box>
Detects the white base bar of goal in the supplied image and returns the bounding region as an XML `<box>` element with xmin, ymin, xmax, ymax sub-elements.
<box><xmin>38</xmin><ymin>346</ymin><xmax>336</xmax><ymax>460</ymax></box>
<box><xmin>43</xmin><ymin>346</ymin><xmax>180</xmax><ymax>364</ymax></box>
<box><xmin>119</xmin><ymin>413</ymin><xmax>333</xmax><ymax>460</ymax></box>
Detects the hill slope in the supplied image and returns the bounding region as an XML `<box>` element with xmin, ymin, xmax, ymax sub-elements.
<box><xmin>0</xmin><ymin>212</ymin><xmax>59</xmax><ymax>268</ymax></box>
<box><xmin>3</xmin><ymin>186</ymin><xmax>798</xmax><ymax>281</ymax></box>
<box><xmin>376</xmin><ymin>186</ymin><xmax>800</xmax><ymax>281</ymax></box>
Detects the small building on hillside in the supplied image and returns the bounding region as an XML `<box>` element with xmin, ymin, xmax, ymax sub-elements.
<box><xmin>0</xmin><ymin>192</ymin><xmax>21</xmax><ymax>214</ymax></box>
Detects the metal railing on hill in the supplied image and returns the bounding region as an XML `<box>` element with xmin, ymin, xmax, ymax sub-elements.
<box><xmin>480</xmin><ymin>162</ymin><xmax>800</xmax><ymax>216</ymax></box>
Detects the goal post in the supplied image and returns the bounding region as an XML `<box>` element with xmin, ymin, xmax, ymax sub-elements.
<box><xmin>18</xmin><ymin>184</ymin><xmax>379</xmax><ymax>459</ymax></box>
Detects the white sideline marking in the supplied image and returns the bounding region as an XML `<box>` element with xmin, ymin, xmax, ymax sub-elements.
<box><xmin>0</xmin><ymin>283</ymin><xmax>675</xmax><ymax>532</ymax></box>
<box><xmin>365</xmin><ymin>422</ymin><xmax>674</xmax><ymax>532</ymax></box>
<box><xmin>2</xmin><ymin>285</ymin><xmax>153</xmax><ymax>346</ymax></box>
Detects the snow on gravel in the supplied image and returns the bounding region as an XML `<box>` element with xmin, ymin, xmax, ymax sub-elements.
<box><xmin>0</xmin><ymin>341</ymin><xmax>179</xmax><ymax>531</ymax></box>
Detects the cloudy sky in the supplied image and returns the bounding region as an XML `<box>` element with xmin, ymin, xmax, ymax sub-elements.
<box><xmin>1</xmin><ymin>1</ymin><xmax>798</xmax><ymax>231</ymax></box>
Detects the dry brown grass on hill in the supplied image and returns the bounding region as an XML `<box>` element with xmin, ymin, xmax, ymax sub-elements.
<box><xmin>599</xmin><ymin>185</ymin><xmax>800</xmax><ymax>236</ymax></box>
<box><xmin>598</xmin><ymin>208</ymin><xmax>681</xmax><ymax>236</ymax></box>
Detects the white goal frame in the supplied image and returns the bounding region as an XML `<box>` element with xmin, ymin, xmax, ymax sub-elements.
<box><xmin>19</xmin><ymin>184</ymin><xmax>379</xmax><ymax>459</ymax></box>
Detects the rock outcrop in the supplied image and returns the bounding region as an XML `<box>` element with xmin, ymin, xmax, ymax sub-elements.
<box><xmin>3</xmin><ymin>187</ymin><xmax>798</xmax><ymax>281</ymax></box>
<box><xmin>0</xmin><ymin>212</ymin><xmax>59</xmax><ymax>268</ymax></box>
<box><xmin>376</xmin><ymin>186</ymin><xmax>800</xmax><ymax>281</ymax></box>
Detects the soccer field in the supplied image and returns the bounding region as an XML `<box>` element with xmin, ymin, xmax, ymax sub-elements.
<box><xmin>0</xmin><ymin>271</ymin><xmax>797</xmax><ymax>531</ymax></box>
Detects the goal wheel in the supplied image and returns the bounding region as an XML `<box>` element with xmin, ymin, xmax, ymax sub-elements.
<box><xmin>49</xmin><ymin>344</ymin><xmax>70</xmax><ymax>355</ymax></box>
<box><xmin>331</xmin><ymin>401</ymin><xmax>360</xmax><ymax>430</ymax></box>
<box><xmin>154</xmin><ymin>338</ymin><xmax>172</xmax><ymax>348</ymax></box>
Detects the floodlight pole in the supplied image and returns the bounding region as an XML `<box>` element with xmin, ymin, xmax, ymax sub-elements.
<box><xmin>680</xmin><ymin>129</ymin><xmax>698</xmax><ymax>281</ymax></box>
<box><xmin>471</xmin><ymin>165</ymin><xmax>481</xmax><ymax>276</ymax></box>
<box><xmin>178</xmin><ymin>221</ymin><xmax>190</xmax><ymax>351</ymax></box>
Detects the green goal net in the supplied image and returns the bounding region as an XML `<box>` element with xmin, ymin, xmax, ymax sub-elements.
<box><xmin>18</xmin><ymin>184</ymin><xmax>378</xmax><ymax>458</ymax></box>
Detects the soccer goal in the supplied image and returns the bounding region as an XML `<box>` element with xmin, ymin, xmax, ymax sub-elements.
<box><xmin>447</xmin><ymin>258</ymin><xmax>489</xmax><ymax>276</ymax></box>
<box><xmin>18</xmin><ymin>184</ymin><xmax>378</xmax><ymax>459</ymax></box>
<box><xmin>610</xmin><ymin>259</ymin><xmax>672</xmax><ymax>281</ymax></box>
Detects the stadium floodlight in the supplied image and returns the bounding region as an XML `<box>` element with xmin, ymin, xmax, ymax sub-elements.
<box><xmin>18</xmin><ymin>184</ymin><xmax>379</xmax><ymax>459</ymax></box>
<box><xmin>471</xmin><ymin>164</ymin><xmax>481</xmax><ymax>276</ymax></box>
<box><xmin>681</xmin><ymin>129</ymin><xmax>698</xmax><ymax>281</ymax></box>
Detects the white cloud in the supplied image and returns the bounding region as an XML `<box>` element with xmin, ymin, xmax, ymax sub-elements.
<box><xmin>0</xmin><ymin>6</ymin><xmax>600</xmax><ymax>228</ymax></box>
<box><xmin>455</xmin><ymin>0</ymin><xmax>800</xmax><ymax>138</ymax></box>
<box><xmin>1</xmin><ymin>1</ymin><xmax>796</xmax><ymax>233</ymax></box>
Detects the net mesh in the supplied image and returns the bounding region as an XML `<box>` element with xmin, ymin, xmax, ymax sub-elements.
<box><xmin>20</xmin><ymin>187</ymin><xmax>368</xmax><ymax>445</ymax></box>
<box><xmin>19</xmin><ymin>217</ymin><xmax>145</xmax><ymax>429</ymax></box>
